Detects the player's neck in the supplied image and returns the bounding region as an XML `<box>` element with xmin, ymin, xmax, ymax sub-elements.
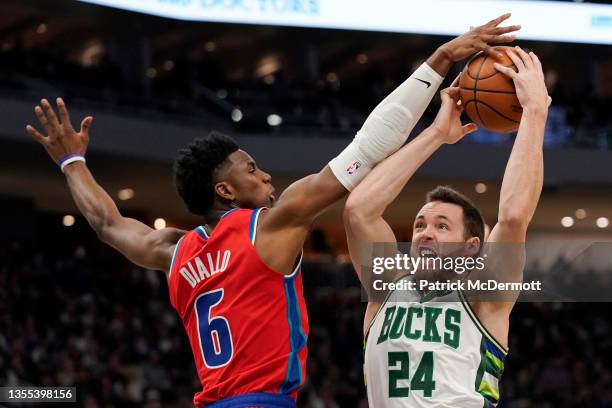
<box><xmin>203</xmin><ymin>205</ymin><xmax>238</xmax><ymax>232</ymax></box>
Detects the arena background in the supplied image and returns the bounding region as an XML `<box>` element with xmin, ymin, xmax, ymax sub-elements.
<box><xmin>1</xmin><ymin>0</ymin><xmax>611</xmax><ymax>406</ymax></box>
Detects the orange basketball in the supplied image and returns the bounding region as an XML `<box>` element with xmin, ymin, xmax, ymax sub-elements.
<box><xmin>459</xmin><ymin>46</ymin><xmax>522</xmax><ymax>133</ymax></box>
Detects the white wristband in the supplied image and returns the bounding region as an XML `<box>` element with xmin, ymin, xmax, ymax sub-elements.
<box><xmin>60</xmin><ymin>156</ymin><xmax>86</xmax><ymax>173</ymax></box>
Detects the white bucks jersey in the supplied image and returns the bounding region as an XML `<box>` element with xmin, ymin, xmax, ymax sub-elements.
<box><xmin>364</xmin><ymin>288</ymin><xmax>508</xmax><ymax>407</ymax></box>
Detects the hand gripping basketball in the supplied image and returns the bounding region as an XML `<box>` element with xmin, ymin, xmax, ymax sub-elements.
<box><xmin>494</xmin><ymin>46</ymin><xmax>551</xmax><ymax>114</ymax></box>
<box><xmin>431</xmin><ymin>75</ymin><xmax>479</xmax><ymax>145</ymax></box>
<box><xmin>439</xmin><ymin>13</ymin><xmax>521</xmax><ymax>63</ymax></box>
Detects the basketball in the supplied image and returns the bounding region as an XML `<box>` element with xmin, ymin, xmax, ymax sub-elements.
<box><xmin>459</xmin><ymin>46</ymin><xmax>522</xmax><ymax>133</ymax></box>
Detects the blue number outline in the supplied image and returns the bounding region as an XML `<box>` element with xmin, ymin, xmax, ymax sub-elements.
<box><xmin>194</xmin><ymin>288</ymin><xmax>234</xmax><ymax>368</ymax></box>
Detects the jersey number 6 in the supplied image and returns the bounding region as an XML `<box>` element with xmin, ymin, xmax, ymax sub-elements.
<box><xmin>195</xmin><ymin>289</ymin><xmax>234</xmax><ymax>368</ymax></box>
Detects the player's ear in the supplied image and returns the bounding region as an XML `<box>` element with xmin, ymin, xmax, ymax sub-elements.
<box><xmin>214</xmin><ymin>181</ymin><xmax>235</xmax><ymax>202</ymax></box>
<box><xmin>466</xmin><ymin>236</ymin><xmax>481</xmax><ymax>256</ymax></box>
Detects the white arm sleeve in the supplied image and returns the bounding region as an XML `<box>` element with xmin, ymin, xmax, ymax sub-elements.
<box><xmin>329</xmin><ymin>62</ymin><xmax>444</xmax><ymax>191</ymax></box>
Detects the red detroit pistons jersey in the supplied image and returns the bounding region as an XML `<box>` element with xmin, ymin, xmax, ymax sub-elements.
<box><xmin>167</xmin><ymin>208</ymin><xmax>308</xmax><ymax>406</ymax></box>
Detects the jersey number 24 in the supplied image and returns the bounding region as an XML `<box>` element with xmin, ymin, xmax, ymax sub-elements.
<box><xmin>388</xmin><ymin>351</ymin><xmax>436</xmax><ymax>398</ymax></box>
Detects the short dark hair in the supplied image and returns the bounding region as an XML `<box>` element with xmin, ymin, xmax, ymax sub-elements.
<box><xmin>173</xmin><ymin>131</ymin><xmax>239</xmax><ymax>216</ymax></box>
<box><xmin>425</xmin><ymin>185</ymin><xmax>485</xmax><ymax>243</ymax></box>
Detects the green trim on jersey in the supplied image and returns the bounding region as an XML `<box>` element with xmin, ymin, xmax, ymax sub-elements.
<box><xmin>363</xmin><ymin>336</ymin><xmax>368</xmax><ymax>387</ymax></box>
<box><xmin>478</xmin><ymin>380</ymin><xmax>501</xmax><ymax>404</ymax></box>
<box><xmin>470</xmin><ymin>310</ymin><xmax>506</xmax><ymax>405</ymax></box>
<box><xmin>485</xmin><ymin>355</ymin><xmax>503</xmax><ymax>378</ymax></box>
<box><xmin>485</xmin><ymin>350</ymin><xmax>504</xmax><ymax>378</ymax></box>
<box><xmin>458</xmin><ymin>290</ymin><xmax>508</xmax><ymax>355</ymax></box>
<box><xmin>475</xmin><ymin>338</ymin><xmax>504</xmax><ymax>404</ymax></box>
<box><xmin>475</xmin><ymin>337</ymin><xmax>487</xmax><ymax>392</ymax></box>
<box><xmin>459</xmin><ymin>290</ymin><xmax>508</xmax><ymax>405</ymax></box>
<box><xmin>478</xmin><ymin>338</ymin><xmax>505</xmax><ymax>404</ymax></box>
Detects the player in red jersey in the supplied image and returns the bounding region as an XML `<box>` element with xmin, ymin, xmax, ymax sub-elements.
<box><xmin>26</xmin><ymin>15</ymin><xmax>518</xmax><ymax>408</ymax></box>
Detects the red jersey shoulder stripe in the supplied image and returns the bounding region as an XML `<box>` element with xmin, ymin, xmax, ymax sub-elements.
<box><xmin>195</xmin><ymin>226</ymin><xmax>208</xmax><ymax>240</ymax></box>
<box><xmin>249</xmin><ymin>207</ymin><xmax>265</xmax><ymax>244</ymax></box>
<box><xmin>279</xmin><ymin>254</ymin><xmax>306</xmax><ymax>394</ymax></box>
<box><xmin>168</xmin><ymin>236</ymin><xmax>184</xmax><ymax>279</ymax></box>
<box><xmin>220</xmin><ymin>208</ymin><xmax>240</xmax><ymax>219</ymax></box>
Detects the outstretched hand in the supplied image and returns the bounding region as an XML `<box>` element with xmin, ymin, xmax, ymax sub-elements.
<box><xmin>430</xmin><ymin>75</ymin><xmax>478</xmax><ymax>144</ymax></box>
<box><xmin>440</xmin><ymin>13</ymin><xmax>520</xmax><ymax>62</ymax></box>
<box><xmin>26</xmin><ymin>98</ymin><xmax>93</xmax><ymax>164</ymax></box>
<box><xmin>494</xmin><ymin>46</ymin><xmax>551</xmax><ymax>113</ymax></box>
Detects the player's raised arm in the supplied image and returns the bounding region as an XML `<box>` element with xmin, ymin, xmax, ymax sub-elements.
<box><xmin>27</xmin><ymin>98</ymin><xmax>185</xmax><ymax>272</ymax></box>
<box><xmin>343</xmin><ymin>80</ymin><xmax>478</xmax><ymax>282</ymax></box>
<box><xmin>476</xmin><ymin>47</ymin><xmax>549</xmax><ymax>294</ymax></box>
<box><xmin>488</xmin><ymin>47</ymin><xmax>549</xmax><ymax>244</ymax></box>
<box><xmin>463</xmin><ymin>48</ymin><xmax>549</xmax><ymax>342</ymax></box>
<box><xmin>257</xmin><ymin>14</ymin><xmax>520</xmax><ymax>275</ymax></box>
<box><xmin>256</xmin><ymin>53</ymin><xmax>445</xmax><ymax>275</ymax></box>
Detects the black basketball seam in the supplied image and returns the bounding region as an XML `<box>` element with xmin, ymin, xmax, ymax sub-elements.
<box><xmin>464</xmin><ymin>52</ymin><xmax>482</xmax><ymax>80</ymax></box>
<box><xmin>464</xmin><ymin>99</ymin><xmax>521</xmax><ymax>125</ymax></box>
<box><xmin>460</xmin><ymin>87</ymin><xmax>516</xmax><ymax>95</ymax></box>
<box><xmin>474</xmin><ymin>54</ymin><xmax>488</xmax><ymax>128</ymax></box>
<box><xmin>474</xmin><ymin>100</ymin><xmax>521</xmax><ymax>124</ymax></box>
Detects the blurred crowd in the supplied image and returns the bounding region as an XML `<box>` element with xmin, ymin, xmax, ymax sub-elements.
<box><xmin>2</xmin><ymin>228</ymin><xmax>612</xmax><ymax>408</ymax></box>
<box><xmin>0</xmin><ymin>35</ymin><xmax>610</xmax><ymax>150</ymax></box>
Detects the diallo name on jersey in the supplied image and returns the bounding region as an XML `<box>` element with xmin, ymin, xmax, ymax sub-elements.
<box><xmin>179</xmin><ymin>250</ymin><xmax>232</xmax><ymax>288</ymax></box>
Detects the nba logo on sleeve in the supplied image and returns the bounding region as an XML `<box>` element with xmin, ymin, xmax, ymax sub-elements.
<box><xmin>346</xmin><ymin>160</ymin><xmax>362</xmax><ymax>175</ymax></box>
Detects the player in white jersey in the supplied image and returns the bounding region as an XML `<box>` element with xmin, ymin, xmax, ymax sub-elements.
<box><xmin>343</xmin><ymin>45</ymin><xmax>551</xmax><ymax>407</ymax></box>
